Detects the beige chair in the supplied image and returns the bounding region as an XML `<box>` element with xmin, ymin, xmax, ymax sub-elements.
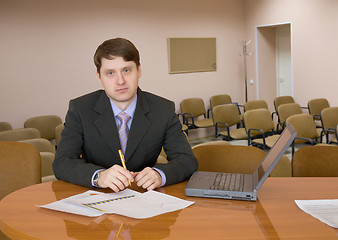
<box><xmin>321</xmin><ymin>107</ymin><xmax>338</xmax><ymax>144</ymax></box>
<box><xmin>273</xmin><ymin>96</ymin><xmax>295</xmax><ymax>121</ymax></box>
<box><xmin>19</xmin><ymin>138</ymin><xmax>55</xmax><ymax>153</ymax></box>
<box><xmin>286</xmin><ymin>113</ymin><xmax>321</xmax><ymax>155</ymax></box>
<box><xmin>244</xmin><ymin>100</ymin><xmax>268</xmax><ymax>112</ymax></box>
<box><xmin>210</xmin><ymin>94</ymin><xmax>243</xmax><ymax>124</ymax></box>
<box><xmin>180</xmin><ymin>98</ymin><xmax>214</xmax><ymax>133</ymax></box>
<box><xmin>277</xmin><ymin>103</ymin><xmax>303</xmax><ymax>131</ymax></box>
<box><xmin>244</xmin><ymin>109</ymin><xmax>280</xmax><ymax>149</ymax></box>
<box><xmin>0</xmin><ymin>122</ymin><xmax>12</xmax><ymax>132</ymax></box>
<box><xmin>0</xmin><ymin>128</ymin><xmax>40</xmax><ymax>141</ymax></box>
<box><xmin>18</xmin><ymin>138</ymin><xmax>56</xmax><ymax>182</ymax></box>
<box><xmin>24</xmin><ymin>115</ymin><xmax>63</xmax><ymax>141</ymax></box>
<box><xmin>0</xmin><ymin>141</ymin><xmax>41</xmax><ymax>200</ymax></box>
<box><xmin>192</xmin><ymin>144</ymin><xmax>291</xmax><ymax>177</ymax></box>
<box><xmin>292</xmin><ymin>145</ymin><xmax>338</xmax><ymax>177</ymax></box>
<box><xmin>210</xmin><ymin>94</ymin><xmax>232</xmax><ymax>109</ymax></box>
<box><xmin>55</xmin><ymin>123</ymin><xmax>64</xmax><ymax>146</ymax></box>
<box><xmin>308</xmin><ymin>98</ymin><xmax>329</xmax><ymax>127</ymax></box>
<box><xmin>212</xmin><ymin>104</ymin><xmax>247</xmax><ymax>140</ymax></box>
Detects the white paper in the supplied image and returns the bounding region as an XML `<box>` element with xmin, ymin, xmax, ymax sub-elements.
<box><xmin>38</xmin><ymin>190</ymin><xmax>107</xmax><ymax>217</ymax></box>
<box><xmin>295</xmin><ymin>199</ymin><xmax>338</xmax><ymax>228</ymax></box>
<box><xmin>39</xmin><ymin>189</ymin><xmax>194</xmax><ymax>219</ymax></box>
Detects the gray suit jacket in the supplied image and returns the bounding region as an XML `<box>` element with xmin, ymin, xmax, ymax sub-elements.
<box><xmin>53</xmin><ymin>88</ymin><xmax>198</xmax><ymax>188</ymax></box>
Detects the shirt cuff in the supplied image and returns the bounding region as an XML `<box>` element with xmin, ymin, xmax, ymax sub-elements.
<box><xmin>153</xmin><ymin>167</ymin><xmax>166</xmax><ymax>187</ymax></box>
<box><xmin>91</xmin><ymin>169</ymin><xmax>105</xmax><ymax>187</ymax></box>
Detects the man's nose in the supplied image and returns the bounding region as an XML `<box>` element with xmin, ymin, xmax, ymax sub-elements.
<box><xmin>116</xmin><ymin>72</ymin><xmax>126</xmax><ymax>84</ymax></box>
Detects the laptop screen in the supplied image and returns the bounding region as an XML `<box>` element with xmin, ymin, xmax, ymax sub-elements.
<box><xmin>255</xmin><ymin>124</ymin><xmax>296</xmax><ymax>190</ymax></box>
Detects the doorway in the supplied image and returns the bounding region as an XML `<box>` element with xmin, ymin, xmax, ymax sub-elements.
<box><xmin>256</xmin><ymin>23</ymin><xmax>292</xmax><ymax>111</ymax></box>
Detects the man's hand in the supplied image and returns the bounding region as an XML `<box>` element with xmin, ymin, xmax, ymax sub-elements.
<box><xmin>96</xmin><ymin>165</ymin><xmax>134</xmax><ymax>192</ymax></box>
<box><xmin>133</xmin><ymin>167</ymin><xmax>162</xmax><ymax>191</ymax></box>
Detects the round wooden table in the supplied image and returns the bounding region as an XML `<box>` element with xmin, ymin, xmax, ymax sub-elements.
<box><xmin>1</xmin><ymin>178</ymin><xmax>338</xmax><ymax>239</ymax></box>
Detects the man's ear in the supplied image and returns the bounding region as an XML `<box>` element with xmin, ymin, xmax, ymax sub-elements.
<box><xmin>137</xmin><ymin>65</ymin><xmax>142</xmax><ymax>79</ymax></box>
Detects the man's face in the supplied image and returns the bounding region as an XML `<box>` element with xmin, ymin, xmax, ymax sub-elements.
<box><xmin>97</xmin><ymin>56</ymin><xmax>141</xmax><ymax>110</ymax></box>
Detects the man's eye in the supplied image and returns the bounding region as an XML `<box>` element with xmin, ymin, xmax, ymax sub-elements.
<box><xmin>124</xmin><ymin>69</ymin><xmax>130</xmax><ymax>73</ymax></box>
<box><xmin>107</xmin><ymin>72</ymin><xmax>113</xmax><ymax>75</ymax></box>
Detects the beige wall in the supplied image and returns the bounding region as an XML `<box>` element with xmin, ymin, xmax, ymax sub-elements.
<box><xmin>0</xmin><ymin>0</ymin><xmax>245</xmax><ymax>139</ymax></box>
<box><xmin>1</xmin><ymin>0</ymin><xmax>337</xmax><ymax>139</ymax></box>
<box><xmin>244</xmin><ymin>0</ymin><xmax>338</xmax><ymax>111</ymax></box>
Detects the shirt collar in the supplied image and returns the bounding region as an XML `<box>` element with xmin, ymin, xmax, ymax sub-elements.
<box><xmin>110</xmin><ymin>95</ymin><xmax>137</xmax><ymax>118</ymax></box>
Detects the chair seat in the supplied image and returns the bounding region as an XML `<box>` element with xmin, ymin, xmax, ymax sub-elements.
<box><xmin>253</xmin><ymin>134</ymin><xmax>281</xmax><ymax>148</ymax></box>
<box><xmin>220</xmin><ymin>128</ymin><xmax>247</xmax><ymax>140</ymax></box>
<box><xmin>194</xmin><ymin>118</ymin><xmax>214</xmax><ymax>128</ymax></box>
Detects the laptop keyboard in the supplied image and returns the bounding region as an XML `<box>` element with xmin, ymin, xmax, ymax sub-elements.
<box><xmin>210</xmin><ymin>173</ymin><xmax>244</xmax><ymax>191</ymax></box>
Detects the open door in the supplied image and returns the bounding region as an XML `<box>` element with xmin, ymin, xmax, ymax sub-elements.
<box><xmin>256</xmin><ymin>23</ymin><xmax>292</xmax><ymax>111</ymax></box>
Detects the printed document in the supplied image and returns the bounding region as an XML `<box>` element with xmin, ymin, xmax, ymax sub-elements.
<box><xmin>38</xmin><ymin>189</ymin><xmax>194</xmax><ymax>219</ymax></box>
<box><xmin>295</xmin><ymin>199</ymin><xmax>338</xmax><ymax>228</ymax></box>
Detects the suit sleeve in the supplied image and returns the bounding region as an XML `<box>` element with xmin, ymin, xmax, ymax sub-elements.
<box><xmin>53</xmin><ymin>99</ymin><xmax>103</xmax><ymax>188</ymax></box>
<box><xmin>153</xmin><ymin>102</ymin><xmax>198</xmax><ymax>185</ymax></box>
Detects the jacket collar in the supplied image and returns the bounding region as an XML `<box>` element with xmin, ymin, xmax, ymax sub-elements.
<box><xmin>94</xmin><ymin>88</ymin><xmax>151</xmax><ymax>161</ymax></box>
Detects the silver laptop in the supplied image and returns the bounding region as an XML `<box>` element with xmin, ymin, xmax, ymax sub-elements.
<box><xmin>185</xmin><ymin>123</ymin><xmax>297</xmax><ymax>201</ymax></box>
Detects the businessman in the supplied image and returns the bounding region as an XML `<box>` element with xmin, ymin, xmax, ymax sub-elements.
<box><xmin>53</xmin><ymin>38</ymin><xmax>198</xmax><ymax>192</ymax></box>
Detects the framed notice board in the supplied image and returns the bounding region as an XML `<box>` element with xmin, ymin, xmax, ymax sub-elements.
<box><xmin>168</xmin><ymin>37</ymin><xmax>216</xmax><ymax>74</ymax></box>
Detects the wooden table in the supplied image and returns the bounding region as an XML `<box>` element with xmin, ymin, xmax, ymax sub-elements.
<box><xmin>1</xmin><ymin>178</ymin><xmax>338</xmax><ymax>239</ymax></box>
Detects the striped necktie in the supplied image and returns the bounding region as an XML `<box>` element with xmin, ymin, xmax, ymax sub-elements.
<box><xmin>116</xmin><ymin>112</ymin><xmax>130</xmax><ymax>155</ymax></box>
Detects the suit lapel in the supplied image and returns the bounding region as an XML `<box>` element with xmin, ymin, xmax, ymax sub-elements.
<box><xmin>94</xmin><ymin>91</ymin><xmax>121</xmax><ymax>159</ymax></box>
<box><xmin>125</xmin><ymin>88</ymin><xmax>151</xmax><ymax>161</ymax></box>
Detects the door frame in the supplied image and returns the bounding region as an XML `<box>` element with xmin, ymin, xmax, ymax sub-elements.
<box><xmin>255</xmin><ymin>22</ymin><xmax>293</xmax><ymax>105</ymax></box>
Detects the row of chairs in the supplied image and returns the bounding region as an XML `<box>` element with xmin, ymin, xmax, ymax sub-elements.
<box><xmin>179</xmin><ymin>95</ymin><xmax>338</xmax><ymax>150</ymax></box>
<box><xmin>0</xmin><ymin>115</ymin><xmax>65</xmax><ymax>183</ymax></box>
<box><xmin>0</xmin><ymin>115</ymin><xmax>63</xmax><ymax>143</ymax></box>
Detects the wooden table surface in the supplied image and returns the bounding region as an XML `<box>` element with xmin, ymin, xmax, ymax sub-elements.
<box><xmin>1</xmin><ymin>177</ymin><xmax>338</xmax><ymax>239</ymax></box>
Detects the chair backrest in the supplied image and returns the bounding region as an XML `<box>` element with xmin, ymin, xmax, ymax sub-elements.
<box><xmin>278</xmin><ymin>103</ymin><xmax>303</xmax><ymax>123</ymax></box>
<box><xmin>180</xmin><ymin>98</ymin><xmax>206</xmax><ymax>118</ymax></box>
<box><xmin>244</xmin><ymin>109</ymin><xmax>275</xmax><ymax>135</ymax></box>
<box><xmin>192</xmin><ymin>145</ymin><xmax>266</xmax><ymax>173</ymax></box>
<box><xmin>212</xmin><ymin>104</ymin><xmax>241</xmax><ymax>126</ymax></box>
<box><xmin>286</xmin><ymin>113</ymin><xmax>319</xmax><ymax>140</ymax></box>
<box><xmin>192</xmin><ymin>144</ymin><xmax>291</xmax><ymax>177</ymax></box>
<box><xmin>0</xmin><ymin>141</ymin><xmax>41</xmax><ymax>200</ymax></box>
<box><xmin>0</xmin><ymin>122</ymin><xmax>12</xmax><ymax>132</ymax></box>
<box><xmin>274</xmin><ymin>96</ymin><xmax>295</xmax><ymax>113</ymax></box>
<box><xmin>244</xmin><ymin>100</ymin><xmax>268</xmax><ymax>112</ymax></box>
<box><xmin>19</xmin><ymin>138</ymin><xmax>55</xmax><ymax>153</ymax></box>
<box><xmin>292</xmin><ymin>145</ymin><xmax>338</xmax><ymax>177</ymax></box>
<box><xmin>0</xmin><ymin>128</ymin><xmax>41</xmax><ymax>141</ymax></box>
<box><xmin>321</xmin><ymin>107</ymin><xmax>338</xmax><ymax>130</ymax></box>
<box><xmin>55</xmin><ymin>123</ymin><xmax>64</xmax><ymax>145</ymax></box>
<box><xmin>210</xmin><ymin>94</ymin><xmax>232</xmax><ymax>109</ymax></box>
<box><xmin>24</xmin><ymin>115</ymin><xmax>63</xmax><ymax>141</ymax></box>
<box><xmin>307</xmin><ymin>98</ymin><xmax>330</xmax><ymax>118</ymax></box>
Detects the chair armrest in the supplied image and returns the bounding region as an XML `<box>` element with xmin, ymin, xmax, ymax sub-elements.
<box><xmin>207</xmin><ymin>108</ymin><xmax>212</xmax><ymax>118</ymax></box>
<box><xmin>215</xmin><ymin>122</ymin><xmax>230</xmax><ymax>138</ymax></box>
<box><xmin>232</xmin><ymin>102</ymin><xmax>244</xmax><ymax>115</ymax></box>
<box><xmin>247</xmin><ymin>128</ymin><xmax>264</xmax><ymax>147</ymax></box>
<box><xmin>182</xmin><ymin>112</ymin><xmax>195</xmax><ymax>126</ymax></box>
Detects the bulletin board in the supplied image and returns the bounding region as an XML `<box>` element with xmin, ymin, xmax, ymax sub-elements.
<box><xmin>168</xmin><ymin>38</ymin><xmax>217</xmax><ymax>74</ymax></box>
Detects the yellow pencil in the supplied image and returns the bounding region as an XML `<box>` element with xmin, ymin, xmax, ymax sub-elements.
<box><xmin>118</xmin><ymin>150</ymin><xmax>131</xmax><ymax>186</ymax></box>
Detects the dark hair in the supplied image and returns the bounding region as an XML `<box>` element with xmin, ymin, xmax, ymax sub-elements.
<box><xmin>94</xmin><ymin>38</ymin><xmax>140</xmax><ymax>73</ymax></box>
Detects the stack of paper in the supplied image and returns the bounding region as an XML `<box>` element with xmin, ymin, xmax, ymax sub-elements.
<box><xmin>39</xmin><ymin>189</ymin><xmax>194</xmax><ymax>219</ymax></box>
